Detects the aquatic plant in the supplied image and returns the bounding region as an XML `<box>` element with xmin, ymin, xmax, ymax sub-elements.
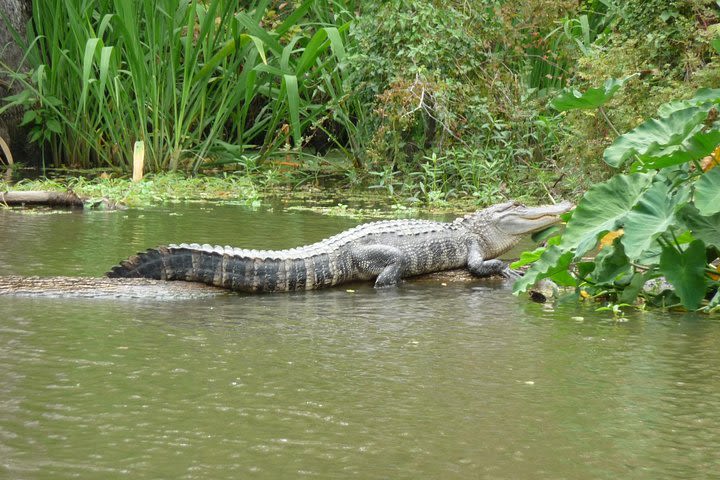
<box><xmin>515</xmin><ymin>86</ymin><xmax>720</xmax><ymax>312</ymax></box>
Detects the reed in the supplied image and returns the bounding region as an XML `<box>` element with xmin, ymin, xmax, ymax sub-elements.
<box><xmin>1</xmin><ymin>0</ymin><xmax>356</xmax><ymax>172</ymax></box>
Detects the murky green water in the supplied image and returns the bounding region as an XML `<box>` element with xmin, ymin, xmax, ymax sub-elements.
<box><xmin>1</xmin><ymin>204</ymin><xmax>719</xmax><ymax>479</ymax></box>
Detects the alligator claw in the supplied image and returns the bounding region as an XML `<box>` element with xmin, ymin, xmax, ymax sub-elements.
<box><xmin>501</xmin><ymin>267</ymin><xmax>522</xmax><ymax>279</ymax></box>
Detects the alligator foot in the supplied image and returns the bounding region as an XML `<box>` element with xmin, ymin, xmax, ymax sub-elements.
<box><xmin>468</xmin><ymin>258</ymin><xmax>510</xmax><ymax>278</ymax></box>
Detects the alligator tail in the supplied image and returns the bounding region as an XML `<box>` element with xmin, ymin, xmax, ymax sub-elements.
<box><xmin>107</xmin><ymin>244</ymin><xmax>349</xmax><ymax>293</ymax></box>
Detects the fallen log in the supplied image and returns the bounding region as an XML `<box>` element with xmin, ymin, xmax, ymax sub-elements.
<box><xmin>0</xmin><ymin>276</ymin><xmax>228</xmax><ymax>299</ymax></box>
<box><xmin>0</xmin><ymin>191</ymin><xmax>85</xmax><ymax>208</ymax></box>
<box><xmin>0</xmin><ymin>190</ymin><xmax>122</xmax><ymax>209</ymax></box>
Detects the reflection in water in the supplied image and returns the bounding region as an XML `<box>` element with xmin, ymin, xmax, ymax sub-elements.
<box><xmin>1</xmin><ymin>205</ymin><xmax>719</xmax><ymax>479</ymax></box>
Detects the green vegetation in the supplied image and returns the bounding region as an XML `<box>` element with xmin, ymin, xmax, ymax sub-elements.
<box><xmin>514</xmin><ymin>87</ymin><xmax>720</xmax><ymax>313</ymax></box>
<box><xmin>1</xmin><ymin>173</ymin><xmax>261</xmax><ymax>208</ymax></box>
<box><xmin>4</xmin><ymin>1</ymin><xmax>717</xmax><ymax>200</ymax></box>
<box><xmin>1</xmin><ymin>0</ymin><xmax>617</xmax><ymax>202</ymax></box>
<box><xmin>1</xmin><ymin>0</ymin><xmax>356</xmax><ymax>171</ymax></box>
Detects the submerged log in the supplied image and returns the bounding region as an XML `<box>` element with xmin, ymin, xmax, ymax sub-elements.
<box><xmin>0</xmin><ymin>270</ymin><xmax>495</xmax><ymax>299</ymax></box>
<box><xmin>0</xmin><ymin>276</ymin><xmax>228</xmax><ymax>299</ymax></box>
<box><xmin>0</xmin><ymin>191</ymin><xmax>122</xmax><ymax>209</ymax></box>
<box><xmin>0</xmin><ymin>191</ymin><xmax>85</xmax><ymax>208</ymax></box>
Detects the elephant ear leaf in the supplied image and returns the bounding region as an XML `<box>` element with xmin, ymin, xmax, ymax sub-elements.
<box><xmin>678</xmin><ymin>204</ymin><xmax>720</xmax><ymax>249</ymax></box>
<box><xmin>603</xmin><ymin>106</ymin><xmax>710</xmax><ymax>169</ymax></box>
<box><xmin>559</xmin><ymin>173</ymin><xmax>653</xmax><ymax>257</ymax></box>
<box><xmin>621</xmin><ymin>180</ymin><xmax>689</xmax><ymax>261</ymax></box>
<box><xmin>694</xmin><ymin>167</ymin><xmax>720</xmax><ymax>216</ymax></box>
<box><xmin>657</xmin><ymin>87</ymin><xmax>720</xmax><ymax>117</ymax></box>
<box><xmin>550</xmin><ymin>77</ymin><xmax>626</xmax><ymax>111</ymax></box>
<box><xmin>512</xmin><ymin>246</ymin><xmax>575</xmax><ymax>294</ymax></box>
<box><xmin>658</xmin><ymin>240</ymin><xmax>708</xmax><ymax>310</ymax></box>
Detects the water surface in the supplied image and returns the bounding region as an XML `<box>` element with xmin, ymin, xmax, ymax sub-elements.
<box><xmin>1</xmin><ymin>204</ymin><xmax>718</xmax><ymax>479</ymax></box>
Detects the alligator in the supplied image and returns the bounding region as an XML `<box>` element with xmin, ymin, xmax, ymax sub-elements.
<box><xmin>107</xmin><ymin>200</ymin><xmax>573</xmax><ymax>293</ymax></box>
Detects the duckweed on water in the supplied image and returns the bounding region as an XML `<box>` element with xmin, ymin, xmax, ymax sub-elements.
<box><xmin>2</xmin><ymin>173</ymin><xmax>262</xmax><ymax>208</ymax></box>
<box><xmin>2</xmin><ymin>172</ymin><xmax>496</xmax><ymax>218</ymax></box>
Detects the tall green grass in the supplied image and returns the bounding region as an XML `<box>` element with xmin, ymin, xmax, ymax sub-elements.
<box><xmin>1</xmin><ymin>0</ymin><xmax>358</xmax><ymax>172</ymax></box>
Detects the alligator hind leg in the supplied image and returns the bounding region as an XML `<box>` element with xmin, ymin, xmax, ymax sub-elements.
<box><xmin>350</xmin><ymin>245</ymin><xmax>407</xmax><ymax>288</ymax></box>
<box><xmin>468</xmin><ymin>258</ymin><xmax>519</xmax><ymax>278</ymax></box>
<box><xmin>467</xmin><ymin>241</ymin><xmax>519</xmax><ymax>279</ymax></box>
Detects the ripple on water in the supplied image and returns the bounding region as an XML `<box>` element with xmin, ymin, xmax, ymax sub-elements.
<box><xmin>2</xmin><ymin>206</ymin><xmax>720</xmax><ymax>479</ymax></box>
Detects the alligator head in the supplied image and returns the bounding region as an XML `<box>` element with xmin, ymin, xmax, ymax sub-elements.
<box><xmin>460</xmin><ymin>200</ymin><xmax>574</xmax><ymax>257</ymax></box>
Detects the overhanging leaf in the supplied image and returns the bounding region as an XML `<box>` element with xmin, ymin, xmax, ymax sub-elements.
<box><xmin>618</xmin><ymin>271</ymin><xmax>654</xmax><ymax>305</ymax></box>
<box><xmin>657</xmin><ymin>88</ymin><xmax>720</xmax><ymax>117</ymax></box>
<box><xmin>679</xmin><ymin>203</ymin><xmax>720</xmax><ymax>248</ymax></box>
<box><xmin>621</xmin><ymin>181</ymin><xmax>689</xmax><ymax>260</ymax></box>
<box><xmin>603</xmin><ymin>107</ymin><xmax>709</xmax><ymax>168</ymax></box>
<box><xmin>694</xmin><ymin>167</ymin><xmax>720</xmax><ymax>216</ymax></box>
<box><xmin>658</xmin><ymin>239</ymin><xmax>708</xmax><ymax>310</ymax></box>
<box><xmin>633</xmin><ymin>130</ymin><xmax>720</xmax><ymax>171</ymax></box>
<box><xmin>513</xmin><ymin>246</ymin><xmax>574</xmax><ymax>294</ymax></box>
<box><xmin>550</xmin><ymin>77</ymin><xmax>625</xmax><ymax>111</ymax></box>
<box><xmin>559</xmin><ymin>173</ymin><xmax>653</xmax><ymax>257</ymax></box>
<box><xmin>591</xmin><ymin>239</ymin><xmax>632</xmax><ymax>285</ymax></box>
<box><xmin>510</xmin><ymin>246</ymin><xmax>546</xmax><ymax>269</ymax></box>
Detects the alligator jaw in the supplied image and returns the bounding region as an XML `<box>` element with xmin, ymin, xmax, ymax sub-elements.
<box><xmin>496</xmin><ymin>201</ymin><xmax>574</xmax><ymax>235</ymax></box>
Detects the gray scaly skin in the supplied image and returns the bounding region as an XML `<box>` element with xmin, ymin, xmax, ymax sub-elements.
<box><xmin>107</xmin><ymin>201</ymin><xmax>573</xmax><ymax>293</ymax></box>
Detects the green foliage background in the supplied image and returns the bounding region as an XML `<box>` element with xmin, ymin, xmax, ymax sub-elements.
<box><xmin>4</xmin><ymin>0</ymin><xmax>719</xmax><ymax>203</ymax></box>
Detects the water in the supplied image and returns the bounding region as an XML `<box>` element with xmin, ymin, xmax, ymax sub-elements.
<box><xmin>1</xmin><ymin>204</ymin><xmax>719</xmax><ymax>479</ymax></box>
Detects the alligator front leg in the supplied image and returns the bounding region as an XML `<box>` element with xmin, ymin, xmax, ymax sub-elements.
<box><xmin>467</xmin><ymin>241</ymin><xmax>519</xmax><ymax>279</ymax></box>
<box><xmin>351</xmin><ymin>245</ymin><xmax>407</xmax><ymax>288</ymax></box>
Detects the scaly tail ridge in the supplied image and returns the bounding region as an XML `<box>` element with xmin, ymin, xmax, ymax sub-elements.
<box><xmin>108</xmin><ymin>244</ymin><xmax>287</xmax><ymax>292</ymax></box>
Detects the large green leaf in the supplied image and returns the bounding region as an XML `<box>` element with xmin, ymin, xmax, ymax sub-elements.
<box><xmin>694</xmin><ymin>167</ymin><xmax>720</xmax><ymax>216</ymax></box>
<box><xmin>559</xmin><ymin>173</ymin><xmax>653</xmax><ymax>257</ymax></box>
<box><xmin>513</xmin><ymin>246</ymin><xmax>575</xmax><ymax>294</ymax></box>
<box><xmin>621</xmin><ymin>181</ymin><xmax>689</xmax><ymax>260</ymax></box>
<box><xmin>658</xmin><ymin>240</ymin><xmax>708</xmax><ymax>310</ymax></box>
<box><xmin>618</xmin><ymin>271</ymin><xmax>654</xmax><ymax>305</ymax></box>
<box><xmin>603</xmin><ymin>107</ymin><xmax>709</xmax><ymax>168</ymax></box>
<box><xmin>550</xmin><ymin>77</ymin><xmax>625</xmax><ymax>111</ymax></box>
<box><xmin>635</xmin><ymin>130</ymin><xmax>720</xmax><ymax>170</ymax></box>
<box><xmin>656</xmin><ymin>88</ymin><xmax>720</xmax><ymax>117</ymax></box>
<box><xmin>679</xmin><ymin>204</ymin><xmax>720</xmax><ymax>248</ymax></box>
<box><xmin>591</xmin><ymin>239</ymin><xmax>632</xmax><ymax>285</ymax></box>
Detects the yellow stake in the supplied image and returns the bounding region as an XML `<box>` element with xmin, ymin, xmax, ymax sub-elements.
<box><xmin>132</xmin><ymin>141</ymin><xmax>145</xmax><ymax>182</ymax></box>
